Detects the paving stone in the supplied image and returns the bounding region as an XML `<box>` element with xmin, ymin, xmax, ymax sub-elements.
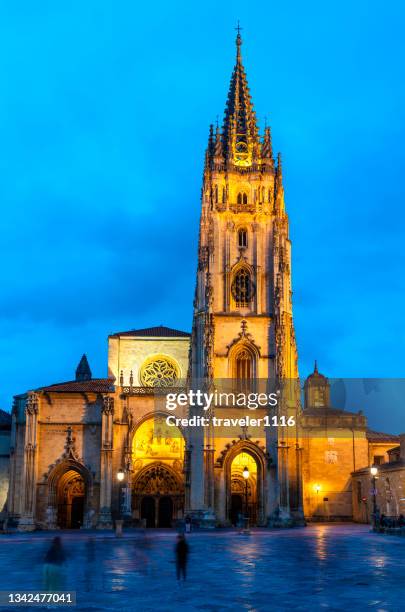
<box><xmin>0</xmin><ymin>525</ymin><xmax>404</xmax><ymax>611</ymax></box>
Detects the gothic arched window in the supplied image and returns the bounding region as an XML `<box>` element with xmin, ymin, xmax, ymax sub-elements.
<box><xmin>232</xmin><ymin>346</ymin><xmax>256</xmax><ymax>393</ymax></box>
<box><xmin>238</xmin><ymin>228</ymin><xmax>248</xmax><ymax>248</ymax></box>
<box><xmin>231</xmin><ymin>268</ymin><xmax>254</xmax><ymax>307</ymax></box>
<box><xmin>222</xmin><ymin>187</ymin><xmax>226</xmax><ymax>203</ymax></box>
<box><xmin>235</xmin><ymin>349</ymin><xmax>253</xmax><ymax>381</ymax></box>
<box><xmin>237</xmin><ymin>192</ymin><xmax>248</xmax><ymax>206</ymax></box>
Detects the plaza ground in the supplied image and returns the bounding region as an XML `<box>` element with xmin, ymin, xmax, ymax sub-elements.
<box><xmin>1</xmin><ymin>524</ymin><xmax>405</xmax><ymax>611</ymax></box>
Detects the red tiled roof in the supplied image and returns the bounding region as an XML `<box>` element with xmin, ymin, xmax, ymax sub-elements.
<box><xmin>110</xmin><ymin>325</ymin><xmax>190</xmax><ymax>338</ymax></box>
<box><xmin>0</xmin><ymin>408</ymin><xmax>11</xmax><ymax>425</ymax></box>
<box><xmin>367</xmin><ymin>429</ymin><xmax>400</xmax><ymax>442</ymax></box>
<box><xmin>39</xmin><ymin>378</ymin><xmax>114</xmax><ymax>394</ymax></box>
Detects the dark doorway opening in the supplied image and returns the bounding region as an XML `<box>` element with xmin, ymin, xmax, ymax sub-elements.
<box><xmin>71</xmin><ymin>496</ymin><xmax>84</xmax><ymax>529</ymax></box>
<box><xmin>230</xmin><ymin>494</ymin><xmax>243</xmax><ymax>526</ymax></box>
<box><xmin>158</xmin><ymin>496</ymin><xmax>173</xmax><ymax>527</ymax></box>
<box><xmin>56</xmin><ymin>470</ymin><xmax>86</xmax><ymax>529</ymax></box>
<box><xmin>141</xmin><ymin>496</ymin><xmax>156</xmax><ymax>528</ymax></box>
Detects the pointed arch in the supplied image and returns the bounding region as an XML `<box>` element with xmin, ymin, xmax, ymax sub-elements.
<box><xmin>237</xmin><ymin>227</ymin><xmax>248</xmax><ymax>248</ymax></box>
<box><xmin>45</xmin><ymin>459</ymin><xmax>93</xmax><ymax>529</ymax></box>
<box><xmin>229</xmin><ymin>341</ymin><xmax>258</xmax><ymax>389</ymax></box>
<box><xmin>218</xmin><ymin>439</ymin><xmax>268</xmax><ymax>526</ymax></box>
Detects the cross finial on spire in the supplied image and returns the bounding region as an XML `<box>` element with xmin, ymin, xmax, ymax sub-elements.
<box><xmin>235</xmin><ymin>21</ymin><xmax>242</xmax><ymax>61</ymax></box>
<box><xmin>314</xmin><ymin>360</ymin><xmax>318</xmax><ymax>374</ymax></box>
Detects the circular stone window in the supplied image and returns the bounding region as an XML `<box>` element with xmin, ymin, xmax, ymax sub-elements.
<box><xmin>139</xmin><ymin>356</ymin><xmax>180</xmax><ymax>388</ymax></box>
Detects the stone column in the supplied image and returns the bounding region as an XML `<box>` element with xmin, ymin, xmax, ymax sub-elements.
<box><xmin>19</xmin><ymin>392</ymin><xmax>39</xmax><ymax>531</ymax></box>
<box><xmin>98</xmin><ymin>395</ymin><xmax>114</xmax><ymax>528</ymax></box>
<box><xmin>204</xmin><ymin>444</ymin><xmax>215</xmax><ymax>509</ymax></box>
<box><xmin>189</xmin><ymin>437</ymin><xmax>205</xmax><ymax>512</ymax></box>
<box><xmin>276</xmin><ymin>440</ymin><xmax>291</xmax><ymax>523</ymax></box>
<box><xmin>184</xmin><ymin>444</ymin><xmax>192</xmax><ymax>512</ymax></box>
<box><xmin>293</xmin><ymin>443</ymin><xmax>305</xmax><ymax>523</ymax></box>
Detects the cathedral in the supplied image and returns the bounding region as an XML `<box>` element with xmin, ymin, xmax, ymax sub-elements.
<box><xmin>5</xmin><ymin>33</ymin><xmax>400</xmax><ymax>531</ymax></box>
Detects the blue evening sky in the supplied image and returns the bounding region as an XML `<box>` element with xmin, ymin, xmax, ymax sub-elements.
<box><xmin>1</xmin><ymin>1</ymin><xmax>404</xmax><ymax>430</ymax></box>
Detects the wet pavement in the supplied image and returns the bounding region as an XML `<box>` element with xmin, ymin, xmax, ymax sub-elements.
<box><xmin>0</xmin><ymin>524</ymin><xmax>404</xmax><ymax>611</ymax></box>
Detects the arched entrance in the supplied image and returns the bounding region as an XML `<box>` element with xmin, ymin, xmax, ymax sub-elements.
<box><xmin>132</xmin><ymin>415</ymin><xmax>185</xmax><ymax>527</ymax></box>
<box><xmin>223</xmin><ymin>442</ymin><xmax>266</xmax><ymax>526</ymax></box>
<box><xmin>57</xmin><ymin>469</ymin><xmax>85</xmax><ymax>529</ymax></box>
<box><xmin>133</xmin><ymin>463</ymin><xmax>184</xmax><ymax>527</ymax></box>
<box><xmin>229</xmin><ymin>452</ymin><xmax>258</xmax><ymax>525</ymax></box>
<box><xmin>46</xmin><ymin>460</ymin><xmax>91</xmax><ymax>530</ymax></box>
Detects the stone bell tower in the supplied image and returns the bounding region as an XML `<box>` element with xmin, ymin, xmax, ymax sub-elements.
<box><xmin>188</xmin><ymin>30</ymin><xmax>303</xmax><ymax>524</ymax></box>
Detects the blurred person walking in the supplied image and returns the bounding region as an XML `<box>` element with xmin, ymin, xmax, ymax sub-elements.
<box><xmin>175</xmin><ymin>534</ymin><xmax>189</xmax><ymax>581</ymax></box>
<box><xmin>43</xmin><ymin>536</ymin><xmax>66</xmax><ymax>591</ymax></box>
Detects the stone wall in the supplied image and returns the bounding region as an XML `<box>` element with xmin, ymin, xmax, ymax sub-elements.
<box><xmin>352</xmin><ymin>434</ymin><xmax>405</xmax><ymax>523</ymax></box>
<box><xmin>0</xmin><ymin>428</ymin><xmax>11</xmax><ymax>518</ymax></box>
<box><xmin>108</xmin><ymin>336</ymin><xmax>190</xmax><ymax>385</ymax></box>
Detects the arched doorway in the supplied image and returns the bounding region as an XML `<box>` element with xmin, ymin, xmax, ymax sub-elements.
<box><xmin>133</xmin><ymin>463</ymin><xmax>184</xmax><ymax>527</ymax></box>
<box><xmin>57</xmin><ymin>469</ymin><xmax>85</xmax><ymax>529</ymax></box>
<box><xmin>229</xmin><ymin>452</ymin><xmax>258</xmax><ymax>525</ymax></box>
<box><xmin>46</xmin><ymin>460</ymin><xmax>91</xmax><ymax>530</ymax></box>
<box><xmin>132</xmin><ymin>415</ymin><xmax>185</xmax><ymax>527</ymax></box>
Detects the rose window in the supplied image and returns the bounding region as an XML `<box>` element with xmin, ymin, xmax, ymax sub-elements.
<box><xmin>140</xmin><ymin>357</ymin><xmax>179</xmax><ymax>388</ymax></box>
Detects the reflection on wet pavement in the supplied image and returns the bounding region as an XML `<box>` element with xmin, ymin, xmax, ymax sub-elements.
<box><xmin>1</xmin><ymin>524</ymin><xmax>405</xmax><ymax>611</ymax></box>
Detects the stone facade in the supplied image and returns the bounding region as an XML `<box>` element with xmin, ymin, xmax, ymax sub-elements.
<box><xmin>5</xmin><ymin>34</ymin><xmax>401</xmax><ymax>530</ymax></box>
<box><xmin>352</xmin><ymin>434</ymin><xmax>405</xmax><ymax>523</ymax></box>
<box><xmin>0</xmin><ymin>409</ymin><xmax>11</xmax><ymax>518</ymax></box>
<box><xmin>188</xmin><ymin>31</ymin><xmax>300</xmax><ymax>527</ymax></box>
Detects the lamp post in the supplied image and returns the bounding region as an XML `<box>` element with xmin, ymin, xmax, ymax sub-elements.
<box><xmin>116</xmin><ymin>468</ymin><xmax>125</xmax><ymax>537</ymax></box>
<box><xmin>314</xmin><ymin>484</ymin><xmax>321</xmax><ymax>518</ymax></box>
<box><xmin>370</xmin><ymin>466</ymin><xmax>379</xmax><ymax>529</ymax></box>
<box><xmin>242</xmin><ymin>466</ymin><xmax>250</xmax><ymax>531</ymax></box>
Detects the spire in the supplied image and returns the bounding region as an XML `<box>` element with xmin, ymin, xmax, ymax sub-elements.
<box><xmin>236</xmin><ymin>21</ymin><xmax>242</xmax><ymax>63</ymax></box>
<box><xmin>222</xmin><ymin>27</ymin><xmax>259</xmax><ymax>167</ymax></box>
<box><xmin>75</xmin><ymin>354</ymin><xmax>92</xmax><ymax>381</ymax></box>
<box><xmin>276</xmin><ymin>152</ymin><xmax>282</xmax><ymax>182</ymax></box>
<box><xmin>208</xmin><ymin>123</ymin><xmax>215</xmax><ymax>154</ymax></box>
<box><xmin>314</xmin><ymin>360</ymin><xmax>318</xmax><ymax>374</ymax></box>
<box><xmin>274</xmin><ymin>152</ymin><xmax>285</xmax><ymax>214</ymax></box>
<box><xmin>205</xmin><ymin>123</ymin><xmax>215</xmax><ymax>168</ymax></box>
<box><xmin>214</xmin><ymin>124</ymin><xmax>223</xmax><ymax>158</ymax></box>
<box><xmin>261</xmin><ymin>126</ymin><xmax>273</xmax><ymax>160</ymax></box>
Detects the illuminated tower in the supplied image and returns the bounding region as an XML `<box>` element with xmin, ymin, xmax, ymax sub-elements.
<box><xmin>188</xmin><ymin>29</ymin><xmax>302</xmax><ymax>524</ymax></box>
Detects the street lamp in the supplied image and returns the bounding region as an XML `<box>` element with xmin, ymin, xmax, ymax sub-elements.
<box><xmin>314</xmin><ymin>484</ymin><xmax>321</xmax><ymax>517</ymax></box>
<box><xmin>370</xmin><ymin>466</ymin><xmax>379</xmax><ymax>529</ymax></box>
<box><xmin>115</xmin><ymin>468</ymin><xmax>125</xmax><ymax>536</ymax></box>
<box><xmin>242</xmin><ymin>466</ymin><xmax>249</xmax><ymax>527</ymax></box>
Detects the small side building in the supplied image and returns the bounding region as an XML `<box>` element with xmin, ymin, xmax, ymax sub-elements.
<box><xmin>352</xmin><ymin>433</ymin><xmax>405</xmax><ymax>523</ymax></box>
<box><xmin>301</xmin><ymin>363</ymin><xmax>399</xmax><ymax>521</ymax></box>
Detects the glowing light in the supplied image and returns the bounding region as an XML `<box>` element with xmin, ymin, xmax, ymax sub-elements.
<box><xmin>370</xmin><ymin>466</ymin><xmax>378</xmax><ymax>477</ymax></box>
<box><xmin>243</xmin><ymin>466</ymin><xmax>250</xmax><ymax>480</ymax></box>
<box><xmin>117</xmin><ymin>468</ymin><xmax>125</xmax><ymax>482</ymax></box>
<box><xmin>314</xmin><ymin>484</ymin><xmax>321</xmax><ymax>493</ymax></box>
